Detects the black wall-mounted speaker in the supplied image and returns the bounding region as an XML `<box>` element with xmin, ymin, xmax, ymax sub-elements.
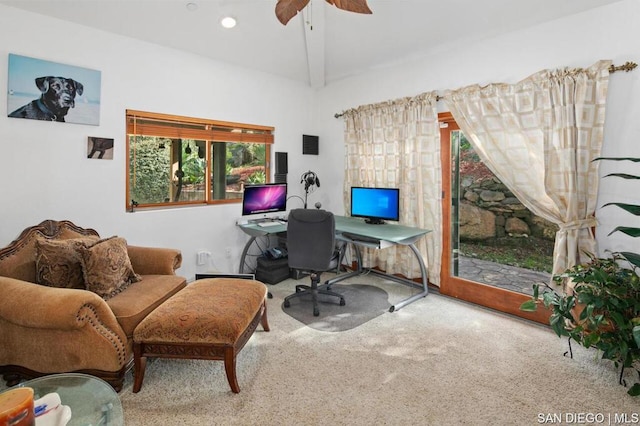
<box><xmin>302</xmin><ymin>135</ymin><xmax>319</xmax><ymax>155</ymax></box>
<box><xmin>274</xmin><ymin>173</ymin><xmax>287</xmax><ymax>183</ymax></box>
<box><xmin>275</xmin><ymin>152</ymin><xmax>288</xmax><ymax>175</ymax></box>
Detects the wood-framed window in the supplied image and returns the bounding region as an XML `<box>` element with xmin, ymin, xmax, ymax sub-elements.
<box><xmin>126</xmin><ymin>110</ymin><xmax>273</xmax><ymax>211</ymax></box>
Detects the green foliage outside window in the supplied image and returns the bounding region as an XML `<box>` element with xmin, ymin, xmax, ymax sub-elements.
<box><xmin>129</xmin><ymin>136</ymin><xmax>171</xmax><ymax>204</ymax></box>
<box><xmin>181</xmin><ymin>141</ymin><xmax>205</xmax><ymax>185</ymax></box>
<box><xmin>129</xmin><ymin>137</ymin><xmax>267</xmax><ymax>206</ymax></box>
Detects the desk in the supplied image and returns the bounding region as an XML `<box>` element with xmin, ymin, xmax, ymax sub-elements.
<box><xmin>238</xmin><ymin>215</ymin><xmax>430</xmax><ymax>312</ymax></box>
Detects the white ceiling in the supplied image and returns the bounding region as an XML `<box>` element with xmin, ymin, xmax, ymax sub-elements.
<box><xmin>0</xmin><ymin>0</ymin><xmax>624</xmax><ymax>88</ymax></box>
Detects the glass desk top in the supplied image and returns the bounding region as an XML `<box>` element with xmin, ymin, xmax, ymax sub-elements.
<box><xmin>239</xmin><ymin>215</ymin><xmax>430</xmax><ymax>244</ymax></box>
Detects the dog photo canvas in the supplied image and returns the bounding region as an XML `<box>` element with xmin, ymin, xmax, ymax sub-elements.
<box><xmin>87</xmin><ymin>137</ymin><xmax>114</xmax><ymax>160</ymax></box>
<box><xmin>7</xmin><ymin>54</ymin><xmax>101</xmax><ymax>125</ymax></box>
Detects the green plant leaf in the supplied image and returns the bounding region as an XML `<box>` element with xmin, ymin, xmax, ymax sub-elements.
<box><xmin>603</xmin><ymin>173</ymin><xmax>640</xmax><ymax>180</ymax></box>
<box><xmin>520</xmin><ymin>299</ymin><xmax>538</xmax><ymax>312</ymax></box>
<box><xmin>549</xmin><ymin>314</ymin><xmax>567</xmax><ymax>337</ymax></box>
<box><xmin>628</xmin><ymin>383</ymin><xmax>640</xmax><ymax>397</ymax></box>
<box><xmin>542</xmin><ymin>291</ymin><xmax>559</xmax><ymax>308</ymax></box>
<box><xmin>583</xmin><ymin>332</ymin><xmax>599</xmax><ymax>348</ymax></box>
<box><xmin>610</xmin><ymin>311</ymin><xmax>626</xmax><ymax>329</ymax></box>
<box><xmin>619</xmin><ymin>252</ymin><xmax>640</xmax><ymax>269</ymax></box>
<box><xmin>607</xmin><ymin>227</ymin><xmax>640</xmax><ymax>237</ymax></box>
<box><xmin>594</xmin><ymin>157</ymin><xmax>640</xmax><ymax>163</ymax></box>
<box><xmin>620</xmin><ymin>340</ymin><xmax>629</xmax><ymax>363</ymax></box>
<box><xmin>634</xmin><ymin>325</ymin><xmax>640</xmax><ymax>348</ymax></box>
<box><xmin>601</xmin><ymin>202</ymin><xmax>640</xmax><ymax>215</ymax></box>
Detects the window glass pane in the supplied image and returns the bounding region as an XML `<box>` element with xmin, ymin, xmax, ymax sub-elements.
<box><xmin>179</xmin><ymin>140</ymin><xmax>207</xmax><ymax>202</ymax></box>
<box><xmin>129</xmin><ymin>136</ymin><xmax>171</xmax><ymax>204</ymax></box>
<box><xmin>129</xmin><ymin>136</ymin><xmax>205</xmax><ymax>204</ymax></box>
<box><xmin>211</xmin><ymin>141</ymin><xmax>267</xmax><ymax>201</ymax></box>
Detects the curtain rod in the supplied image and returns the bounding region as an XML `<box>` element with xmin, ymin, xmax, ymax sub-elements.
<box><xmin>334</xmin><ymin>61</ymin><xmax>637</xmax><ymax>119</ymax></box>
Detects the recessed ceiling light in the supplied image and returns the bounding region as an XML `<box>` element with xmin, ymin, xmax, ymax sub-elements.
<box><xmin>186</xmin><ymin>2</ymin><xmax>198</xmax><ymax>12</ymax></box>
<box><xmin>221</xmin><ymin>16</ymin><xmax>237</xmax><ymax>29</ymax></box>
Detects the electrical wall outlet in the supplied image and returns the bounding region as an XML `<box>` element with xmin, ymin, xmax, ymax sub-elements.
<box><xmin>197</xmin><ymin>251</ymin><xmax>210</xmax><ymax>265</ymax></box>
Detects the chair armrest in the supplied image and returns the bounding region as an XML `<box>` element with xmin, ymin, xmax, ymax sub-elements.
<box><xmin>0</xmin><ymin>277</ymin><xmax>120</xmax><ymax>331</ymax></box>
<box><xmin>0</xmin><ymin>276</ymin><xmax>129</xmax><ymax>373</ymax></box>
<box><xmin>127</xmin><ymin>246</ymin><xmax>182</xmax><ymax>275</ymax></box>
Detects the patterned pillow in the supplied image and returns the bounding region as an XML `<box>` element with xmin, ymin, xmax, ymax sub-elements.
<box><xmin>79</xmin><ymin>236</ymin><xmax>142</xmax><ymax>300</ymax></box>
<box><xmin>35</xmin><ymin>237</ymin><xmax>98</xmax><ymax>289</ymax></box>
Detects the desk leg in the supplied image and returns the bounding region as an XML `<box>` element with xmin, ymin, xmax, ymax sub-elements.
<box><xmin>326</xmin><ymin>242</ymin><xmax>429</xmax><ymax>312</ymax></box>
<box><xmin>239</xmin><ymin>236</ymin><xmax>257</xmax><ymax>274</ymax></box>
<box><xmin>383</xmin><ymin>243</ymin><xmax>428</xmax><ymax>312</ymax></box>
<box><xmin>325</xmin><ymin>242</ymin><xmax>364</xmax><ymax>287</ymax></box>
<box><xmin>240</xmin><ymin>236</ymin><xmax>274</xmax><ymax>299</ymax></box>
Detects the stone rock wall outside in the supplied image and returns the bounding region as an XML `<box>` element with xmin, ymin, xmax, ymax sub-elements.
<box><xmin>459</xmin><ymin>176</ymin><xmax>558</xmax><ymax>241</ymax></box>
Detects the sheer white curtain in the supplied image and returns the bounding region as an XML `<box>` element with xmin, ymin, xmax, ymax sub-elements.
<box><xmin>443</xmin><ymin>60</ymin><xmax>611</xmax><ymax>278</ymax></box>
<box><xmin>341</xmin><ymin>92</ymin><xmax>442</xmax><ymax>284</ymax></box>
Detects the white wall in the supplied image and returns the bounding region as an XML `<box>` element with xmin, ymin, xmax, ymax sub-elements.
<box><xmin>315</xmin><ymin>0</ymin><xmax>640</xmax><ymax>257</ymax></box>
<box><xmin>2</xmin><ymin>1</ymin><xmax>639</xmax><ymax>283</ymax></box>
<box><xmin>0</xmin><ymin>5</ymin><xmax>315</xmax><ymax>280</ymax></box>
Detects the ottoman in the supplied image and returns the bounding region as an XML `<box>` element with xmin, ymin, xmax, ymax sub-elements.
<box><xmin>132</xmin><ymin>278</ymin><xmax>270</xmax><ymax>393</ymax></box>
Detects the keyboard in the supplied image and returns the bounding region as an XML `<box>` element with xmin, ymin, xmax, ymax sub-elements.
<box><xmin>256</xmin><ymin>221</ymin><xmax>283</xmax><ymax>228</ymax></box>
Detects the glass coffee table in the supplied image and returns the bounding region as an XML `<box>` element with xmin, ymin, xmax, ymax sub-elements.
<box><xmin>16</xmin><ymin>373</ymin><xmax>123</xmax><ymax>425</ymax></box>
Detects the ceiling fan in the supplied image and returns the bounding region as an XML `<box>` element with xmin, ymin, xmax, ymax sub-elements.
<box><xmin>275</xmin><ymin>0</ymin><xmax>372</xmax><ymax>25</ymax></box>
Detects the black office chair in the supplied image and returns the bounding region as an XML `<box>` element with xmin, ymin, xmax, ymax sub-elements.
<box><xmin>283</xmin><ymin>208</ymin><xmax>345</xmax><ymax>316</ymax></box>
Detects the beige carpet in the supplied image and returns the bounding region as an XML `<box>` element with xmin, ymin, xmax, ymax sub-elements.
<box><xmin>118</xmin><ymin>275</ymin><xmax>638</xmax><ymax>425</ymax></box>
<box><xmin>4</xmin><ymin>275</ymin><xmax>639</xmax><ymax>425</ymax></box>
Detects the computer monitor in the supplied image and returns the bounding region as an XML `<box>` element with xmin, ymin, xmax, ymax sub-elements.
<box><xmin>241</xmin><ymin>183</ymin><xmax>287</xmax><ymax>217</ymax></box>
<box><xmin>350</xmin><ymin>187</ymin><xmax>400</xmax><ymax>224</ymax></box>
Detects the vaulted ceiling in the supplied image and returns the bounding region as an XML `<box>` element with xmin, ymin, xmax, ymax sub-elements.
<box><xmin>0</xmin><ymin>0</ymin><xmax>623</xmax><ymax>88</ymax></box>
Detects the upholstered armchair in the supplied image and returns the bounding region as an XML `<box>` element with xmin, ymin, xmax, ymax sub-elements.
<box><xmin>0</xmin><ymin>220</ymin><xmax>186</xmax><ymax>391</ymax></box>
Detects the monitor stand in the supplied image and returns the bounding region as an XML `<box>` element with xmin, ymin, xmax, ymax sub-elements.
<box><xmin>250</xmin><ymin>217</ymin><xmax>269</xmax><ymax>223</ymax></box>
<box><xmin>365</xmin><ymin>218</ymin><xmax>386</xmax><ymax>225</ymax></box>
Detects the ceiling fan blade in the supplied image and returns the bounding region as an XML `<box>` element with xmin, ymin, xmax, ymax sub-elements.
<box><xmin>325</xmin><ymin>0</ymin><xmax>372</xmax><ymax>14</ymax></box>
<box><xmin>275</xmin><ymin>0</ymin><xmax>311</xmax><ymax>25</ymax></box>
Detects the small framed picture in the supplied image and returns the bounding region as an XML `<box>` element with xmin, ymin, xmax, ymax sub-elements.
<box><xmin>87</xmin><ymin>137</ymin><xmax>114</xmax><ymax>160</ymax></box>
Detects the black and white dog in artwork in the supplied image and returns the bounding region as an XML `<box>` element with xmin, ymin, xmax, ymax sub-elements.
<box><xmin>88</xmin><ymin>137</ymin><xmax>114</xmax><ymax>159</ymax></box>
<box><xmin>9</xmin><ymin>76</ymin><xmax>84</xmax><ymax>122</ymax></box>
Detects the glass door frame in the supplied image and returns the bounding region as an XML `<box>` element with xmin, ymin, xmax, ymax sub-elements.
<box><xmin>438</xmin><ymin>112</ymin><xmax>550</xmax><ymax>324</ymax></box>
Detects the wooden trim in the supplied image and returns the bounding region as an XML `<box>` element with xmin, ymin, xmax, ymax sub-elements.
<box><xmin>126</xmin><ymin>109</ymin><xmax>274</xmax><ymax>132</ymax></box>
<box><xmin>126</xmin><ymin>110</ymin><xmax>274</xmax><ymax>144</ymax></box>
<box><xmin>0</xmin><ymin>220</ymin><xmax>99</xmax><ymax>260</ymax></box>
<box><xmin>442</xmin><ymin>276</ymin><xmax>552</xmax><ymax>323</ymax></box>
<box><xmin>127</xmin><ymin>122</ymin><xmax>274</xmax><ymax>143</ymax></box>
<box><xmin>438</xmin><ymin>111</ymin><xmax>457</xmax><ymax>127</ymax></box>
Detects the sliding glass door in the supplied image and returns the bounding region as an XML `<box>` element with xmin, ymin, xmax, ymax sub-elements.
<box><xmin>438</xmin><ymin>113</ymin><xmax>550</xmax><ymax>323</ymax></box>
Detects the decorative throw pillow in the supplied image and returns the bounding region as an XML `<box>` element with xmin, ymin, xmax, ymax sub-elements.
<box><xmin>35</xmin><ymin>237</ymin><xmax>99</xmax><ymax>289</ymax></box>
<box><xmin>79</xmin><ymin>236</ymin><xmax>142</xmax><ymax>300</ymax></box>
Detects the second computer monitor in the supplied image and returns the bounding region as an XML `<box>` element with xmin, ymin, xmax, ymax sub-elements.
<box><xmin>350</xmin><ymin>186</ymin><xmax>400</xmax><ymax>224</ymax></box>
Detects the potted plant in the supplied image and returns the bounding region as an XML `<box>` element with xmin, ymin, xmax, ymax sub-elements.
<box><xmin>521</xmin><ymin>156</ymin><xmax>640</xmax><ymax>396</ymax></box>
<box><xmin>521</xmin><ymin>252</ymin><xmax>640</xmax><ymax>396</ymax></box>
